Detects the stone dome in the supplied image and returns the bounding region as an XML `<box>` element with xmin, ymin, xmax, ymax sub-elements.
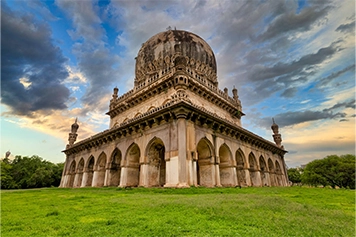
<box><xmin>135</xmin><ymin>30</ymin><xmax>217</xmax><ymax>86</ymax></box>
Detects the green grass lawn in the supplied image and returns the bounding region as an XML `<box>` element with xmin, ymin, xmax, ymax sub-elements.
<box><xmin>1</xmin><ymin>187</ymin><xmax>355</xmax><ymax>236</ymax></box>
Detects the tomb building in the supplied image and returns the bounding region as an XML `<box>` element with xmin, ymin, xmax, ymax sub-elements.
<box><xmin>60</xmin><ymin>30</ymin><xmax>289</xmax><ymax>188</ymax></box>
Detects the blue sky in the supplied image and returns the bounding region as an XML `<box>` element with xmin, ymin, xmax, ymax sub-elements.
<box><xmin>1</xmin><ymin>0</ymin><xmax>355</xmax><ymax>167</ymax></box>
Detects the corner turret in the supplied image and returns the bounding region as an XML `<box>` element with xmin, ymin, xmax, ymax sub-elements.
<box><xmin>67</xmin><ymin>118</ymin><xmax>79</xmax><ymax>149</ymax></box>
<box><xmin>271</xmin><ymin>118</ymin><xmax>284</xmax><ymax>149</ymax></box>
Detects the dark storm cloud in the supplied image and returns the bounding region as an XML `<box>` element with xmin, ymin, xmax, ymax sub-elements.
<box><xmin>281</xmin><ymin>87</ymin><xmax>298</xmax><ymax>98</ymax></box>
<box><xmin>258</xmin><ymin>99</ymin><xmax>354</xmax><ymax>129</ymax></box>
<box><xmin>316</xmin><ymin>64</ymin><xmax>355</xmax><ymax>88</ymax></box>
<box><xmin>263</xmin><ymin>110</ymin><xmax>345</xmax><ymax>128</ymax></box>
<box><xmin>335</xmin><ymin>21</ymin><xmax>355</xmax><ymax>34</ymax></box>
<box><xmin>248</xmin><ymin>43</ymin><xmax>339</xmax><ymax>82</ymax></box>
<box><xmin>258</xmin><ymin>5</ymin><xmax>332</xmax><ymax>42</ymax></box>
<box><xmin>323</xmin><ymin>99</ymin><xmax>356</xmax><ymax>112</ymax></box>
<box><xmin>1</xmin><ymin>3</ymin><xmax>70</xmax><ymax>116</ymax></box>
<box><xmin>56</xmin><ymin>0</ymin><xmax>120</xmax><ymax>114</ymax></box>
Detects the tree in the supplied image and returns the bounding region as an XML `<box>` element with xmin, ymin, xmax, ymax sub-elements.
<box><xmin>287</xmin><ymin>168</ymin><xmax>302</xmax><ymax>185</ymax></box>
<box><xmin>0</xmin><ymin>155</ymin><xmax>64</xmax><ymax>189</ymax></box>
<box><xmin>301</xmin><ymin>154</ymin><xmax>355</xmax><ymax>189</ymax></box>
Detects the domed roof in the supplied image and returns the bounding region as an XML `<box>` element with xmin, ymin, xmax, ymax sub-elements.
<box><xmin>135</xmin><ymin>30</ymin><xmax>217</xmax><ymax>86</ymax></box>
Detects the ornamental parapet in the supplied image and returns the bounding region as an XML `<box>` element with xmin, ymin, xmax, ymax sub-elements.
<box><xmin>107</xmin><ymin>67</ymin><xmax>243</xmax><ymax>119</ymax></box>
<box><xmin>65</xmin><ymin>98</ymin><xmax>286</xmax><ymax>157</ymax></box>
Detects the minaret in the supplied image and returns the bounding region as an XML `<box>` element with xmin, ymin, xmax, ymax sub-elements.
<box><xmin>271</xmin><ymin>118</ymin><xmax>283</xmax><ymax>149</ymax></box>
<box><xmin>67</xmin><ymin>118</ymin><xmax>79</xmax><ymax>149</ymax></box>
<box><xmin>232</xmin><ymin>86</ymin><xmax>242</xmax><ymax>111</ymax></box>
<box><xmin>109</xmin><ymin>87</ymin><xmax>119</xmax><ymax>110</ymax></box>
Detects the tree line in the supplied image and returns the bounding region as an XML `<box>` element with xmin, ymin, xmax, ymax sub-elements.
<box><xmin>288</xmin><ymin>154</ymin><xmax>355</xmax><ymax>189</ymax></box>
<box><xmin>1</xmin><ymin>155</ymin><xmax>64</xmax><ymax>189</ymax></box>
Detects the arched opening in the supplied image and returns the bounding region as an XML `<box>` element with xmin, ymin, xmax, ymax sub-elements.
<box><xmin>268</xmin><ymin>158</ymin><xmax>276</xmax><ymax>186</ymax></box>
<box><xmin>68</xmin><ymin>160</ymin><xmax>76</xmax><ymax>187</ymax></box>
<box><xmin>75</xmin><ymin>158</ymin><xmax>84</xmax><ymax>187</ymax></box>
<box><xmin>259</xmin><ymin>156</ymin><xmax>268</xmax><ymax>186</ymax></box>
<box><xmin>218</xmin><ymin>144</ymin><xmax>234</xmax><ymax>187</ymax></box>
<box><xmin>125</xmin><ymin>143</ymin><xmax>140</xmax><ymax>187</ymax></box>
<box><xmin>248</xmin><ymin>152</ymin><xmax>260</xmax><ymax>186</ymax></box>
<box><xmin>107</xmin><ymin>148</ymin><xmax>122</xmax><ymax>186</ymax></box>
<box><xmin>236</xmin><ymin>149</ymin><xmax>247</xmax><ymax>186</ymax></box>
<box><xmin>196</xmin><ymin>138</ymin><xmax>214</xmax><ymax>187</ymax></box>
<box><xmin>146</xmin><ymin>138</ymin><xmax>166</xmax><ymax>187</ymax></box>
<box><xmin>93</xmin><ymin>152</ymin><xmax>106</xmax><ymax>187</ymax></box>
<box><xmin>85</xmin><ymin>156</ymin><xmax>95</xmax><ymax>187</ymax></box>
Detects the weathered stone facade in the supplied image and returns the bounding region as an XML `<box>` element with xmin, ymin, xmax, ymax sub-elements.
<box><xmin>60</xmin><ymin>30</ymin><xmax>288</xmax><ymax>188</ymax></box>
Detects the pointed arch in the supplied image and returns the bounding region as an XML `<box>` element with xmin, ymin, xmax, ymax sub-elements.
<box><xmin>219</xmin><ymin>143</ymin><xmax>232</xmax><ymax>165</ymax></box>
<box><xmin>107</xmin><ymin>148</ymin><xmax>122</xmax><ymax>186</ymax></box>
<box><xmin>145</xmin><ymin>137</ymin><xmax>166</xmax><ymax>187</ymax></box>
<box><xmin>248</xmin><ymin>152</ymin><xmax>258</xmax><ymax>170</ymax></box>
<box><xmin>87</xmin><ymin>156</ymin><xmax>95</xmax><ymax>170</ymax></box>
<box><xmin>259</xmin><ymin>156</ymin><xmax>267</xmax><ymax>171</ymax></box>
<box><xmin>259</xmin><ymin>156</ymin><xmax>268</xmax><ymax>186</ymax></box>
<box><xmin>268</xmin><ymin>158</ymin><xmax>276</xmax><ymax>186</ymax></box>
<box><xmin>218</xmin><ymin>143</ymin><xmax>235</xmax><ymax>187</ymax></box>
<box><xmin>93</xmin><ymin>152</ymin><xmax>107</xmax><ymax>187</ymax></box>
<box><xmin>69</xmin><ymin>160</ymin><xmax>76</xmax><ymax>174</ymax></box>
<box><xmin>248</xmin><ymin>152</ymin><xmax>260</xmax><ymax>187</ymax></box>
<box><xmin>74</xmin><ymin>158</ymin><xmax>85</xmax><ymax>188</ymax></box>
<box><xmin>235</xmin><ymin>149</ymin><xmax>245</xmax><ymax>168</ymax></box>
<box><xmin>236</xmin><ymin>148</ymin><xmax>247</xmax><ymax>186</ymax></box>
<box><xmin>77</xmin><ymin>158</ymin><xmax>84</xmax><ymax>172</ymax></box>
<box><xmin>275</xmin><ymin>160</ymin><xmax>283</xmax><ymax>186</ymax></box>
<box><xmin>110</xmin><ymin>148</ymin><xmax>122</xmax><ymax>168</ymax></box>
<box><xmin>268</xmin><ymin>158</ymin><xmax>275</xmax><ymax>172</ymax></box>
<box><xmin>196</xmin><ymin>137</ymin><xmax>214</xmax><ymax>186</ymax></box>
<box><xmin>125</xmin><ymin>143</ymin><xmax>141</xmax><ymax>187</ymax></box>
<box><xmin>197</xmin><ymin>138</ymin><xmax>213</xmax><ymax>160</ymax></box>
<box><xmin>96</xmin><ymin>152</ymin><xmax>107</xmax><ymax>170</ymax></box>
<box><xmin>85</xmin><ymin>155</ymin><xmax>95</xmax><ymax>187</ymax></box>
<box><xmin>67</xmin><ymin>160</ymin><xmax>76</xmax><ymax>187</ymax></box>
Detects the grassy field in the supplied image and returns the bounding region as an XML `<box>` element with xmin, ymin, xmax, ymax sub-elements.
<box><xmin>1</xmin><ymin>187</ymin><xmax>355</xmax><ymax>236</ymax></box>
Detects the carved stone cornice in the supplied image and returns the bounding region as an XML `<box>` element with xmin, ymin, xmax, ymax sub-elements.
<box><xmin>65</xmin><ymin>99</ymin><xmax>286</xmax><ymax>157</ymax></box>
<box><xmin>107</xmin><ymin>67</ymin><xmax>244</xmax><ymax>119</ymax></box>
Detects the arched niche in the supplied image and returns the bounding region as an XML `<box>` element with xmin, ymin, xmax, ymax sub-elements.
<box><xmin>275</xmin><ymin>160</ymin><xmax>284</xmax><ymax>186</ymax></box>
<box><xmin>85</xmin><ymin>156</ymin><xmax>95</xmax><ymax>187</ymax></box>
<box><xmin>218</xmin><ymin>144</ymin><xmax>235</xmax><ymax>187</ymax></box>
<box><xmin>107</xmin><ymin>148</ymin><xmax>122</xmax><ymax>186</ymax></box>
<box><xmin>67</xmin><ymin>160</ymin><xmax>76</xmax><ymax>187</ymax></box>
<box><xmin>125</xmin><ymin>143</ymin><xmax>140</xmax><ymax>187</ymax></box>
<box><xmin>93</xmin><ymin>152</ymin><xmax>107</xmax><ymax>187</ymax></box>
<box><xmin>74</xmin><ymin>158</ymin><xmax>84</xmax><ymax>188</ymax></box>
<box><xmin>196</xmin><ymin>138</ymin><xmax>214</xmax><ymax>187</ymax></box>
<box><xmin>236</xmin><ymin>149</ymin><xmax>247</xmax><ymax>186</ymax></box>
<box><xmin>268</xmin><ymin>158</ymin><xmax>276</xmax><ymax>186</ymax></box>
<box><xmin>259</xmin><ymin>156</ymin><xmax>268</xmax><ymax>186</ymax></box>
<box><xmin>145</xmin><ymin>137</ymin><xmax>166</xmax><ymax>187</ymax></box>
<box><xmin>248</xmin><ymin>152</ymin><xmax>260</xmax><ymax>186</ymax></box>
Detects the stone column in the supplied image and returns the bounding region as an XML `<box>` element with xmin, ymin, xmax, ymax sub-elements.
<box><xmin>192</xmin><ymin>160</ymin><xmax>198</xmax><ymax>186</ymax></box>
<box><xmin>176</xmin><ymin>109</ymin><xmax>189</xmax><ymax>187</ymax></box>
